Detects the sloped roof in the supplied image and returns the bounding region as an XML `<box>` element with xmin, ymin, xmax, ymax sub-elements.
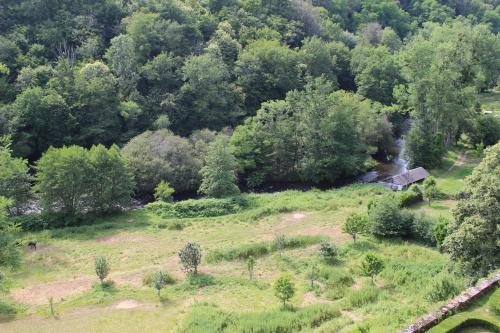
<box><xmin>391</xmin><ymin>167</ymin><xmax>430</xmax><ymax>186</ymax></box>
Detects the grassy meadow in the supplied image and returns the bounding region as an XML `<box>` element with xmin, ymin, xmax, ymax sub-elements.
<box><xmin>0</xmin><ymin>150</ymin><xmax>494</xmax><ymax>333</ymax></box>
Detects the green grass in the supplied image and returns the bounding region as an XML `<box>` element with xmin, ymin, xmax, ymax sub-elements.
<box><xmin>428</xmin><ymin>288</ymin><xmax>500</xmax><ymax>333</ymax></box>
<box><xmin>479</xmin><ymin>90</ymin><xmax>500</xmax><ymax>115</ymax></box>
<box><xmin>1</xmin><ymin>181</ymin><xmax>496</xmax><ymax>333</ymax></box>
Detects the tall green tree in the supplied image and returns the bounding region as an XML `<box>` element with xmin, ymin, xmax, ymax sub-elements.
<box><xmin>444</xmin><ymin>143</ymin><xmax>499</xmax><ymax>278</ymax></box>
<box><xmin>199</xmin><ymin>136</ymin><xmax>240</xmax><ymax>198</ymax></box>
<box><xmin>0</xmin><ymin>196</ymin><xmax>20</xmax><ymax>269</ymax></box>
<box><xmin>0</xmin><ymin>142</ymin><xmax>32</xmax><ymax>214</ymax></box>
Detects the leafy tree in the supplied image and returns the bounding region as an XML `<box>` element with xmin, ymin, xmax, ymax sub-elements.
<box><xmin>179</xmin><ymin>242</ymin><xmax>202</xmax><ymax>275</ymax></box>
<box><xmin>354</xmin><ymin>0</ymin><xmax>411</xmax><ymax>37</ymax></box>
<box><xmin>0</xmin><ymin>196</ymin><xmax>20</xmax><ymax>269</ymax></box>
<box><xmin>175</xmin><ymin>53</ymin><xmax>243</xmax><ymax>134</ymax></box>
<box><xmin>319</xmin><ymin>240</ymin><xmax>339</xmax><ymax>264</ymax></box>
<box><xmin>0</xmin><ymin>142</ymin><xmax>32</xmax><ymax>214</ymax></box>
<box><xmin>381</xmin><ymin>27</ymin><xmax>402</xmax><ymax>52</ymax></box>
<box><xmin>360</xmin><ymin>253</ymin><xmax>384</xmax><ymax>283</ymax></box>
<box><xmin>199</xmin><ymin>136</ymin><xmax>240</xmax><ymax>198</ymax></box>
<box><xmin>122</xmin><ymin>130</ymin><xmax>203</xmax><ymax>195</ymax></box>
<box><xmin>422</xmin><ymin>176</ymin><xmax>438</xmax><ymax>206</ymax></box>
<box><xmin>444</xmin><ymin>143</ymin><xmax>499</xmax><ymax>277</ymax></box>
<box><xmin>246</xmin><ymin>256</ymin><xmax>255</xmax><ymax>280</ymax></box>
<box><xmin>343</xmin><ymin>213</ymin><xmax>368</xmax><ymax>243</ymax></box>
<box><xmin>274</xmin><ymin>274</ymin><xmax>295</xmax><ymax>308</ymax></box>
<box><xmin>94</xmin><ymin>256</ymin><xmax>110</xmax><ymax>286</ymax></box>
<box><xmin>235</xmin><ymin>39</ymin><xmax>302</xmax><ymax>111</ymax></box>
<box><xmin>434</xmin><ymin>216</ymin><xmax>450</xmax><ymax>251</ymax></box>
<box><xmin>154</xmin><ymin>181</ymin><xmax>175</xmax><ymax>203</ymax></box>
<box><xmin>152</xmin><ymin>270</ymin><xmax>168</xmax><ymax>298</ymax></box>
<box><xmin>351</xmin><ymin>45</ymin><xmax>403</xmax><ymax>104</ymax></box>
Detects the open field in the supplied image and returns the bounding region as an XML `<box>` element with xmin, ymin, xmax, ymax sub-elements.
<box><xmin>0</xmin><ymin>149</ymin><xmax>495</xmax><ymax>333</ymax></box>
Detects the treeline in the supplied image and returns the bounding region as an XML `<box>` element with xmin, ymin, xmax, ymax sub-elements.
<box><xmin>0</xmin><ymin>0</ymin><xmax>499</xmax><ymax>199</ymax></box>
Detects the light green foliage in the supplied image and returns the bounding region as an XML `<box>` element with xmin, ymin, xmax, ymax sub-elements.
<box><xmin>0</xmin><ymin>143</ymin><xmax>32</xmax><ymax>214</ymax></box>
<box><xmin>306</xmin><ymin>263</ymin><xmax>319</xmax><ymax>288</ymax></box>
<box><xmin>273</xmin><ymin>234</ymin><xmax>287</xmax><ymax>256</ymax></box>
<box><xmin>154</xmin><ymin>181</ymin><xmax>174</xmax><ymax>203</ymax></box>
<box><xmin>423</xmin><ymin>176</ymin><xmax>439</xmax><ymax>206</ymax></box>
<box><xmin>35</xmin><ymin>145</ymin><xmax>134</xmax><ymax>220</ymax></box>
<box><xmin>425</xmin><ymin>274</ymin><xmax>461</xmax><ymax>302</ymax></box>
<box><xmin>94</xmin><ymin>256</ymin><xmax>110</xmax><ymax>285</ymax></box>
<box><xmin>146</xmin><ymin>197</ymin><xmax>245</xmax><ymax>219</ymax></box>
<box><xmin>343</xmin><ymin>213</ymin><xmax>368</xmax><ymax>242</ymax></box>
<box><xmin>360</xmin><ymin>252</ymin><xmax>384</xmax><ymax>283</ymax></box>
<box><xmin>199</xmin><ymin>136</ymin><xmax>240</xmax><ymax>198</ymax></box>
<box><xmin>274</xmin><ymin>274</ymin><xmax>295</xmax><ymax>308</ymax></box>
<box><xmin>179</xmin><ymin>242</ymin><xmax>202</xmax><ymax>275</ymax></box>
<box><xmin>444</xmin><ymin>143</ymin><xmax>500</xmax><ymax>277</ymax></box>
<box><xmin>434</xmin><ymin>216</ymin><xmax>450</xmax><ymax>250</ymax></box>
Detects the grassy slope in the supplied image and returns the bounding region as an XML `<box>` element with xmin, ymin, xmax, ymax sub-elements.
<box><xmin>479</xmin><ymin>90</ymin><xmax>500</xmax><ymax>115</ymax></box>
<box><xmin>0</xmin><ymin>151</ymin><xmax>491</xmax><ymax>333</ymax></box>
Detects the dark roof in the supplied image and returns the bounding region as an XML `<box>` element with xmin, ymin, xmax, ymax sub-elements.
<box><xmin>390</xmin><ymin>167</ymin><xmax>430</xmax><ymax>186</ymax></box>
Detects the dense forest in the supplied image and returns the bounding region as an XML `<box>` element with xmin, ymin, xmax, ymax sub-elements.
<box><xmin>0</xmin><ymin>0</ymin><xmax>499</xmax><ymax>203</ymax></box>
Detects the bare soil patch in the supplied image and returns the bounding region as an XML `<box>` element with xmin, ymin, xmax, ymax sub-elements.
<box><xmin>96</xmin><ymin>234</ymin><xmax>150</xmax><ymax>244</ymax></box>
<box><xmin>114</xmin><ymin>299</ymin><xmax>140</xmax><ymax>309</ymax></box>
<box><xmin>300</xmin><ymin>226</ymin><xmax>351</xmax><ymax>243</ymax></box>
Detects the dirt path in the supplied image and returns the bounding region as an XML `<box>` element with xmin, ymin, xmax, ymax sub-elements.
<box><xmin>444</xmin><ymin>151</ymin><xmax>467</xmax><ymax>174</ymax></box>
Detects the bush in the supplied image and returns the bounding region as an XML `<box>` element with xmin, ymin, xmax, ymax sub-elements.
<box><xmin>369</xmin><ymin>196</ymin><xmax>411</xmax><ymax>237</ymax></box>
<box><xmin>154</xmin><ymin>181</ymin><xmax>174</xmax><ymax>202</ymax></box>
<box><xmin>143</xmin><ymin>270</ymin><xmax>175</xmax><ymax>287</ymax></box>
<box><xmin>398</xmin><ymin>184</ymin><xmax>423</xmax><ymax>207</ymax></box>
<box><xmin>425</xmin><ymin>274</ymin><xmax>461</xmax><ymax>302</ymax></box>
<box><xmin>94</xmin><ymin>256</ymin><xmax>110</xmax><ymax>285</ymax></box>
<box><xmin>319</xmin><ymin>240</ymin><xmax>339</xmax><ymax>263</ymax></box>
<box><xmin>146</xmin><ymin>197</ymin><xmax>246</xmax><ymax>219</ymax></box>
<box><xmin>434</xmin><ymin>217</ymin><xmax>450</xmax><ymax>250</ymax></box>
<box><xmin>411</xmin><ymin>213</ymin><xmax>437</xmax><ymax>246</ymax></box>
<box><xmin>10</xmin><ymin>214</ymin><xmax>47</xmax><ymax>231</ymax></box>
<box><xmin>179</xmin><ymin>242</ymin><xmax>202</xmax><ymax>274</ymax></box>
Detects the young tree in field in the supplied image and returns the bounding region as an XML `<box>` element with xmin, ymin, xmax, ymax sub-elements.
<box><xmin>343</xmin><ymin>213</ymin><xmax>368</xmax><ymax>243</ymax></box>
<box><xmin>306</xmin><ymin>263</ymin><xmax>319</xmax><ymax>288</ymax></box>
<box><xmin>360</xmin><ymin>253</ymin><xmax>384</xmax><ymax>283</ymax></box>
<box><xmin>319</xmin><ymin>240</ymin><xmax>339</xmax><ymax>263</ymax></box>
<box><xmin>94</xmin><ymin>256</ymin><xmax>110</xmax><ymax>285</ymax></box>
<box><xmin>274</xmin><ymin>234</ymin><xmax>287</xmax><ymax>256</ymax></box>
<box><xmin>0</xmin><ymin>196</ymin><xmax>20</xmax><ymax>269</ymax></box>
<box><xmin>152</xmin><ymin>270</ymin><xmax>168</xmax><ymax>298</ymax></box>
<box><xmin>246</xmin><ymin>256</ymin><xmax>255</xmax><ymax>280</ymax></box>
<box><xmin>274</xmin><ymin>274</ymin><xmax>295</xmax><ymax>309</ymax></box>
<box><xmin>179</xmin><ymin>242</ymin><xmax>202</xmax><ymax>275</ymax></box>
<box><xmin>199</xmin><ymin>136</ymin><xmax>240</xmax><ymax>198</ymax></box>
<box><xmin>444</xmin><ymin>143</ymin><xmax>499</xmax><ymax>277</ymax></box>
<box><xmin>422</xmin><ymin>176</ymin><xmax>438</xmax><ymax>206</ymax></box>
<box><xmin>0</xmin><ymin>142</ymin><xmax>32</xmax><ymax>214</ymax></box>
<box><xmin>154</xmin><ymin>181</ymin><xmax>175</xmax><ymax>202</ymax></box>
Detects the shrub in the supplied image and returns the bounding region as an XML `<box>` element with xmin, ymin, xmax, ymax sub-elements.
<box><xmin>398</xmin><ymin>184</ymin><xmax>423</xmax><ymax>207</ymax></box>
<box><xmin>434</xmin><ymin>217</ymin><xmax>450</xmax><ymax>250</ymax></box>
<box><xmin>343</xmin><ymin>213</ymin><xmax>369</xmax><ymax>242</ymax></box>
<box><xmin>179</xmin><ymin>242</ymin><xmax>202</xmax><ymax>275</ymax></box>
<box><xmin>411</xmin><ymin>213</ymin><xmax>437</xmax><ymax>246</ymax></box>
<box><xmin>10</xmin><ymin>214</ymin><xmax>47</xmax><ymax>231</ymax></box>
<box><xmin>146</xmin><ymin>197</ymin><xmax>246</xmax><ymax>219</ymax></box>
<box><xmin>425</xmin><ymin>274</ymin><xmax>461</xmax><ymax>302</ymax></box>
<box><xmin>143</xmin><ymin>270</ymin><xmax>175</xmax><ymax>288</ymax></box>
<box><xmin>94</xmin><ymin>256</ymin><xmax>110</xmax><ymax>285</ymax></box>
<box><xmin>152</xmin><ymin>270</ymin><xmax>170</xmax><ymax>298</ymax></box>
<box><xmin>369</xmin><ymin>196</ymin><xmax>411</xmax><ymax>237</ymax></box>
<box><xmin>273</xmin><ymin>234</ymin><xmax>287</xmax><ymax>255</ymax></box>
<box><xmin>319</xmin><ymin>240</ymin><xmax>339</xmax><ymax>263</ymax></box>
<box><xmin>246</xmin><ymin>256</ymin><xmax>256</xmax><ymax>280</ymax></box>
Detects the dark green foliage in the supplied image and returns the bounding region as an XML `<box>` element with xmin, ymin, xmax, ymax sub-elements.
<box><xmin>319</xmin><ymin>240</ymin><xmax>339</xmax><ymax>263</ymax></box>
<box><xmin>179</xmin><ymin>242</ymin><xmax>202</xmax><ymax>275</ymax></box>
<box><xmin>444</xmin><ymin>143</ymin><xmax>500</xmax><ymax>277</ymax></box>
<box><xmin>411</xmin><ymin>213</ymin><xmax>437</xmax><ymax>246</ymax></box>
<box><xmin>146</xmin><ymin>197</ymin><xmax>246</xmax><ymax>219</ymax></box>
<box><xmin>368</xmin><ymin>196</ymin><xmax>411</xmax><ymax>237</ymax></box>
<box><xmin>360</xmin><ymin>252</ymin><xmax>384</xmax><ymax>283</ymax></box>
<box><xmin>0</xmin><ymin>197</ymin><xmax>20</xmax><ymax>269</ymax></box>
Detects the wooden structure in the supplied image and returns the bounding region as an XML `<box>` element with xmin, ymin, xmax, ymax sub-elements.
<box><xmin>384</xmin><ymin>167</ymin><xmax>430</xmax><ymax>190</ymax></box>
